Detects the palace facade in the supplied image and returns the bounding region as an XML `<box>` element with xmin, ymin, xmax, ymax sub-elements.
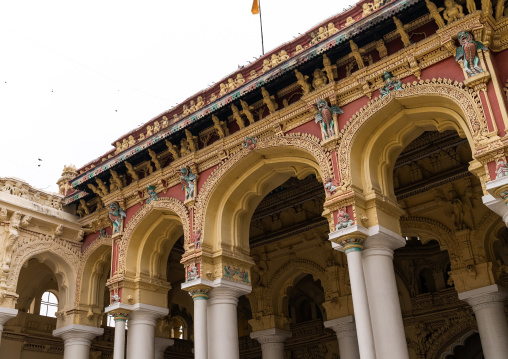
<box><xmin>1</xmin><ymin>0</ymin><xmax>508</xmax><ymax>358</ymax></box>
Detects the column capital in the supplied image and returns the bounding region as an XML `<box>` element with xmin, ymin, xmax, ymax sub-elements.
<box><xmin>324</xmin><ymin>315</ymin><xmax>357</xmax><ymax>339</ymax></box>
<box><xmin>482</xmin><ymin>194</ymin><xmax>508</xmax><ymax>227</ymax></box>
<box><xmin>328</xmin><ymin>225</ymin><xmax>369</xmax><ymax>252</ymax></box>
<box><xmin>250</xmin><ymin>328</ymin><xmax>292</xmax><ymax>344</ymax></box>
<box><xmin>128</xmin><ymin>303</ymin><xmax>169</xmax><ymax>326</ymax></box>
<box><xmin>53</xmin><ymin>324</ymin><xmax>104</xmax><ymax>345</ymax></box>
<box><xmin>181</xmin><ymin>281</ymin><xmax>213</xmax><ymax>300</ymax></box>
<box><xmin>363</xmin><ymin>225</ymin><xmax>405</xmax><ymax>251</ymax></box>
<box><xmin>208</xmin><ymin>278</ymin><xmax>252</xmax><ymax>305</ymax></box>
<box><xmin>458</xmin><ymin>284</ymin><xmax>508</xmax><ymax>311</ymax></box>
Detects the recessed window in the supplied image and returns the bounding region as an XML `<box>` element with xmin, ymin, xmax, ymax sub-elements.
<box><xmin>39</xmin><ymin>291</ymin><xmax>58</xmax><ymax>318</ymax></box>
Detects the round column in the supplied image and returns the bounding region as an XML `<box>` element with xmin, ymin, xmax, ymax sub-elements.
<box><xmin>189</xmin><ymin>287</ymin><xmax>211</xmax><ymax>359</ymax></box>
<box><xmin>339</xmin><ymin>238</ymin><xmax>376</xmax><ymax>359</ymax></box>
<box><xmin>126</xmin><ymin>304</ymin><xmax>169</xmax><ymax>359</ymax></box>
<box><xmin>208</xmin><ymin>283</ymin><xmax>250</xmax><ymax>359</ymax></box>
<box><xmin>324</xmin><ymin>316</ymin><xmax>360</xmax><ymax>359</ymax></box>
<box><xmin>53</xmin><ymin>324</ymin><xmax>104</xmax><ymax>359</ymax></box>
<box><xmin>250</xmin><ymin>328</ymin><xmax>291</xmax><ymax>359</ymax></box>
<box><xmin>363</xmin><ymin>246</ymin><xmax>408</xmax><ymax>359</ymax></box>
<box><xmin>459</xmin><ymin>285</ymin><xmax>508</xmax><ymax>359</ymax></box>
<box><xmin>112</xmin><ymin>311</ymin><xmax>129</xmax><ymax>359</ymax></box>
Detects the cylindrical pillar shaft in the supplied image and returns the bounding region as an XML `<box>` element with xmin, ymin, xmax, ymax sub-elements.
<box><xmin>208</xmin><ymin>287</ymin><xmax>241</xmax><ymax>359</ymax></box>
<box><xmin>53</xmin><ymin>324</ymin><xmax>104</xmax><ymax>359</ymax></box>
<box><xmin>459</xmin><ymin>285</ymin><xmax>508</xmax><ymax>359</ymax></box>
<box><xmin>126</xmin><ymin>314</ymin><xmax>156</xmax><ymax>359</ymax></box>
<box><xmin>193</xmin><ymin>293</ymin><xmax>209</xmax><ymax>359</ymax></box>
<box><xmin>345</xmin><ymin>249</ymin><xmax>376</xmax><ymax>359</ymax></box>
<box><xmin>324</xmin><ymin>316</ymin><xmax>360</xmax><ymax>359</ymax></box>
<box><xmin>113</xmin><ymin>313</ymin><xmax>128</xmax><ymax>359</ymax></box>
<box><xmin>363</xmin><ymin>248</ymin><xmax>408</xmax><ymax>359</ymax></box>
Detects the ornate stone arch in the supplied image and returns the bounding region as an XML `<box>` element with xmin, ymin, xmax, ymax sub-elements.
<box><xmin>265</xmin><ymin>259</ymin><xmax>331</xmax><ymax>318</ymax></box>
<box><xmin>74</xmin><ymin>236</ymin><xmax>112</xmax><ymax>308</ymax></box>
<box><xmin>7</xmin><ymin>230</ymin><xmax>80</xmax><ymax>311</ymax></box>
<box><xmin>194</xmin><ymin>133</ymin><xmax>332</xmax><ymax>253</ymax></box>
<box><xmin>337</xmin><ymin>79</ymin><xmax>486</xmax><ymax>193</ymax></box>
<box><xmin>437</xmin><ymin>329</ymin><xmax>479</xmax><ymax>359</ymax></box>
<box><xmin>117</xmin><ymin>198</ymin><xmax>190</xmax><ymax>277</ymax></box>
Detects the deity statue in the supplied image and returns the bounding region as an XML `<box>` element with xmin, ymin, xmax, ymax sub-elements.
<box><xmin>312</xmin><ymin>68</ymin><xmax>328</xmax><ymax>89</ymax></box>
<box><xmin>295</xmin><ymin>44</ymin><xmax>304</xmax><ymax>54</ymax></box>
<box><xmin>161</xmin><ymin>116</ymin><xmax>169</xmax><ymax>128</ymax></box>
<box><xmin>324</xmin><ymin>177</ymin><xmax>340</xmax><ymax>196</ymax></box>
<box><xmin>262</xmin><ymin>59</ymin><xmax>271</xmax><ymax>73</ymax></box>
<box><xmin>180</xmin><ymin>167</ymin><xmax>197</xmax><ymax>201</ymax></box>
<box><xmin>496</xmin><ymin>158</ymin><xmax>508</xmax><ymax>179</ymax></box>
<box><xmin>219</xmin><ymin>83</ymin><xmax>228</xmax><ymax>96</ymax></box>
<box><xmin>209</xmin><ymin>92</ymin><xmax>217</xmax><ymax>103</ymax></box>
<box><xmin>182</xmin><ymin>104</ymin><xmax>191</xmax><ymax>116</ymax></box>
<box><xmin>295</xmin><ymin>69</ymin><xmax>312</xmax><ymax>95</ymax></box>
<box><xmin>187</xmin><ymin>265</ymin><xmax>199</xmax><ymax>281</ymax></box>
<box><xmin>153</xmin><ymin>121</ymin><xmax>160</xmax><ymax>133</ymax></box>
<box><xmin>146</xmin><ymin>185</ymin><xmax>158</xmax><ymax>204</ymax></box>
<box><xmin>227</xmin><ymin>78</ymin><xmax>236</xmax><ymax>92</ymax></box>
<box><xmin>317</xmin><ymin>26</ymin><xmax>327</xmax><ymax>41</ymax></box>
<box><xmin>249</xmin><ymin>70</ymin><xmax>259</xmax><ymax>80</ymax></box>
<box><xmin>235</xmin><ymin>73</ymin><xmax>245</xmax><ymax>87</ymax></box>
<box><xmin>442</xmin><ymin>0</ymin><xmax>464</xmax><ymax>23</ymax></box>
<box><xmin>180</xmin><ymin>138</ymin><xmax>190</xmax><ymax>156</ymax></box>
<box><xmin>336</xmin><ymin>209</ymin><xmax>354</xmax><ymax>230</ymax></box>
<box><xmin>138</xmin><ymin>133</ymin><xmax>145</xmax><ymax>141</ymax></box>
<box><xmin>380</xmin><ymin>71</ymin><xmax>403</xmax><ymax>97</ymax></box>
<box><xmin>196</xmin><ymin>96</ymin><xmax>204</xmax><ymax>110</ymax></box>
<box><xmin>212</xmin><ymin>115</ymin><xmax>226</xmax><ymax>138</ymax></box>
<box><xmin>322</xmin><ymin>54</ymin><xmax>336</xmax><ymax>83</ymax></box>
<box><xmin>128</xmin><ymin>135</ymin><xmax>136</xmax><ymax>147</ymax></box>
<box><xmin>108</xmin><ymin>202</ymin><xmax>127</xmax><ymax>234</ymax></box>
<box><xmin>231</xmin><ymin>104</ymin><xmax>245</xmax><ymax>129</ymax></box>
<box><xmin>240</xmin><ymin>100</ymin><xmax>255</xmax><ymax>124</ymax></box>
<box><xmin>345</xmin><ymin>16</ymin><xmax>355</xmax><ymax>26</ymax></box>
<box><xmin>244</xmin><ymin>136</ymin><xmax>257</xmax><ymax>150</ymax></box>
<box><xmin>146</xmin><ymin>125</ymin><xmax>153</xmax><ymax>136</ymax></box>
<box><xmin>271</xmin><ymin>53</ymin><xmax>279</xmax><ymax>68</ymax></box>
<box><xmin>455</xmin><ymin>30</ymin><xmax>488</xmax><ymax>77</ymax></box>
<box><xmin>314</xmin><ymin>99</ymin><xmax>343</xmax><ymax>139</ymax></box>
<box><xmin>121</xmin><ymin>138</ymin><xmax>129</xmax><ymax>150</ymax></box>
<box><xmin>425</xmin><ymin>0</ymin><xmax>445</xmax><ymax>28</ymax></box>
<box><xmin>327</xmin><ymin>22</ymin><xmax>339</xmax><ymax>35</ymax></box>
<box><xmin>115</xmin><ymin>142</ymin><xmax>122</xmax><ymax>154</ymax></box>
<box><xmin>363</xmin><ymin>2</ymin><xmax>374</xmax><ymax>16</ymax></box>
<box><xmin>278</xmin><ymin>50</ymin><xmax>289</xmax><ymax>63</ymax></box>
<box><xmin>189</xmin><ymin>100</ymin><xmax>196</xmax><ymax>113</ymax></box>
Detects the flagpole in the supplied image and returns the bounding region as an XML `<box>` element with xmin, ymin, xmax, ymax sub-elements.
<box><xmin>258</xmin><ymin>0</ymin><xmax>265</xmax><ymax>55</ymax></box>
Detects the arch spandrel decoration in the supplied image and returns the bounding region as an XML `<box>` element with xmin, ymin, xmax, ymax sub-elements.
<box><xmin>117</xmin><ymin>198</ymin><xmax>190</xmax><ymax>276</ymax></box>
<box><xmin>337</xmin><ymin>79</ymin><xmax>488</xmax><ymax>191</ymax></box>
<box><xmin>193</xmin><ymin>133</ymin><xmax>334</xmax><ymax>234</ymax></box>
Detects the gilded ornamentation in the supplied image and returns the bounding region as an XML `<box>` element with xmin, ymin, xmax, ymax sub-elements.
<box><xmin>219</xmin><ymin>83</ymin><xmax>228</xmax><ymax>96</ymax></box>
<box><xmin>125</xmin><ymin>161</ymin><xmax>138</xmax><ymax>181</ymax></box>
<box><xmin>322</xmin><ymin>54</ymin><xmax>336</xmax><ymax>83</ymax></box>
<box><xmin>240</xmin><ymin>100</ymin><xmax>255</xmax><ymax>125</ymax></box>
<box><xmin>249</xmin><ymin>70</ymin><xmax>259</xmax><ymax>80</ymax></box>
<box><xmin>380</xmin><ymin>71</ymin><xmax>403</xmax><ymax>97</ymax></box>
<box><xmin>232</xmin><ymin>104</ymin><xmax>245</xmax><ymax>129</ymax></box>
<box><xmin>350</xmin><ymin>40</ymin><xmax>365</xmax><ymax>70</ymax></box>
<box><xmin>314</xmin><ymin>99</ymin><xmax>343</xmax><ymax>140</ymax></box>
<box><xmin>278</xmin><ymin>50</ymin><xmax>289</xmax><ymax>63</ymax></box>
<box><xmin>455</xmin><ymin>31</ymin><xmax>488</xmax><ymax>77</ymax></box>
<box><xmin>262</xmin><ymin>59</ymin><xmax>271</xmax><ymax>73</ymax></box>
<box><xmin>108</xmin><ymin>202</ymin><xmax>127</xmax><ymax>234</ymax></box>
<box><xmin>425</xmin><ymin>0</ymin><xmax>445</xmax><ymax>28</ymax></box>
<box><xmin>393</xmin><ymin>16</ymin><xmax>411</xmax><ymax>47</ymax></box>
<box><xmin>312</xmin><ymin>68</ymin><xmax>328</xmax><ymax>89</ymax></box>
<box><xmin>212</xmin><ymin>115</ymin><xmax>227</xmax><ymax>138</ymax></box>
<box><xmin>165</xmin><ymin>139</ymin><xmax>180</xmax><ymax>160</ymax></box>
<box><xmin>443</xmin><ymin>0</ymin><xmax>464</xmax><ymax>23</ymax></box>
<box><xmin>261</xmin><ymin>87</ymin><xmax>278</xmax><ymax>114</ymax></box>
<box><xmin>294</xmin><ymin>69</ymin><xmax>312</xmax><ymax>95</ymax></box>
<box><xmin>196</xmin><ymin>96</ymin><xmax>205</xmax><ymax>110</ymax></box>
<box><xmin>161</xmin><ymin>116</ymin><xmax>169</xmax><ymax>128</ymax></box>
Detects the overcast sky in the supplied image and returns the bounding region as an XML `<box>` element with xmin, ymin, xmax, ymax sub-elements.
<box><xmin>0</xmin><ymin>0</ymin><xmax>356</xmax><ymax>193</ymax></box>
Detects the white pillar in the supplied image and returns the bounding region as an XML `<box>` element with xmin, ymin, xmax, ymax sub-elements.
<box><xmin>363</xmin><ymin>225</ymin><xmax>408</xmax><ymax>359</ymax></box>
<box><xmin>112</xmin><ymin>311</ymin><xmax>129</xmax><ymax>359</ymax></box>
<box><xmin>459</xmin><ymin>284</ymin><xmax>508</xmax><ymax>359</ymax></box>
<box><xmin>126</xmin><ymin>303</ymin><xmax>169</xmax><ymax>359</ymax></box>
<box><xmin>329</xmin><ymin>226</ymin><xmax>376</xmax><ymax>359</ymax></box>
<box><xmin>250</xmin><ymin>328</ymin><xmax>291</xmax><ymax>359</ymax></box>
<box><xmin>207</xmin><ymin>279</ymin><xmax>251</xmax><ymax>359</ymax></box>
<box><xmin>154</xmin><ymin>337</ymin><xmax>174</xmax><ymax>359</ymax></box>
<box><xmin>187</xmin><ymin>286</ymin><xmax>212</xmax><ymax>359</ymax></box>
<box><xmin>53</xmin><ymin>324</ymin><xmax>104</xmax><ymax>359</ymax></box>
<box><xmin>324</xmin><ymin>316</ymin><xmax>360</xmax><ymax>359</ymax></box>
<box><xmin>0</xmin><ymin>307</ymin><xmax>17</xmax><ymax>348</ymax></box>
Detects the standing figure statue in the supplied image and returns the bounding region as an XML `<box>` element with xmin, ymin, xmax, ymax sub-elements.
<box><xmin>108</xmin><ymin>202</ymin><xmax>127</xmax><ymax>234</ymax></box>
<box><xmin>314</xmin><ymin>99</ymin><xmax>343</xmax><ymax>140</ymax></box>
<box><xmin>455</xmin><ymin>30</ymin><xmax>488</xmax><ymax>77</ymax></box>
<box><xmin>496</xmin><ymin>158</ymin><xmax>508</xmax><ymax>179</ymax></box>
<box><xmin>180</xmin><ymin>167</ymin><xmax>197</xmax><ymax>201</ymax></box>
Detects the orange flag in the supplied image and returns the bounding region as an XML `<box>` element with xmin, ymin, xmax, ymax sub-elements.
<box><xmin>251</xmin><ymin>0</ymin><xmax>259</xmax><ymax>14</ymax></box>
